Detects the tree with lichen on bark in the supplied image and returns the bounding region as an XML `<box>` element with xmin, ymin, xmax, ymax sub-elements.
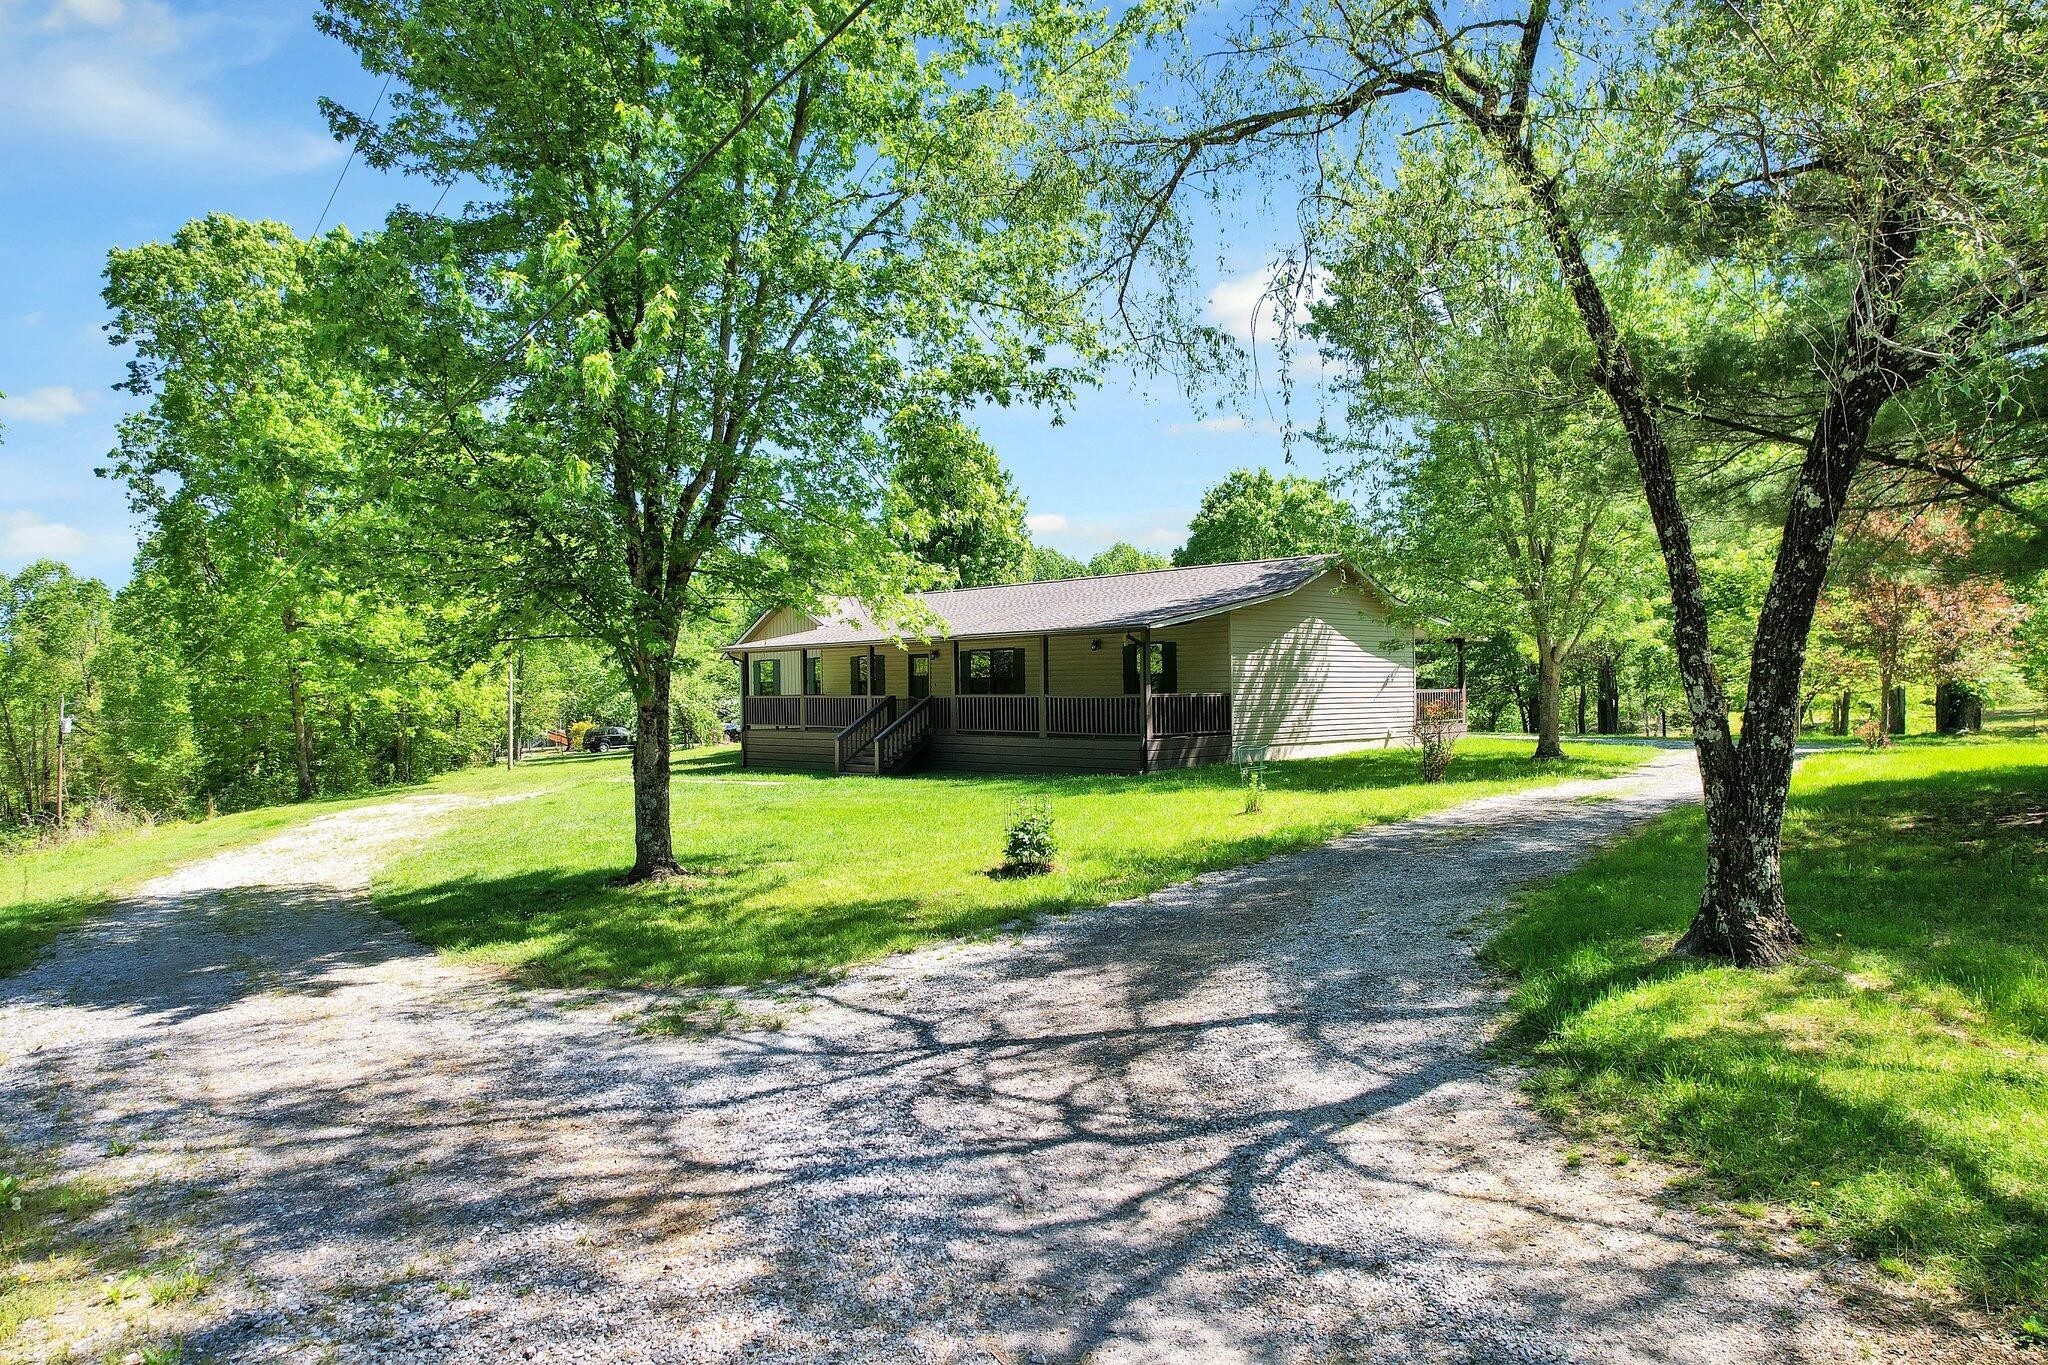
<box><xmin>1121</xmin><ymin>0</ymin><xmax>2048</xmax><ymax>963</ymax></box>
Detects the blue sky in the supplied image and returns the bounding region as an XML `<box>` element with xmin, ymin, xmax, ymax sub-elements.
<box><xmin>0</xmin><ymin>0</ymin><xmax>1341</xmax><ymax>587</ymax></box>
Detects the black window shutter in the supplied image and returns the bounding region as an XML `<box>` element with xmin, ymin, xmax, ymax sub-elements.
<box><xmin>874</xmin><ymin>655</ymin><xmax>886</xmax><ymax>695</ymax></box>
<box><xmin>1122</xmin><ymin>642</ymin><xmax>1140</xmax><ymax>694</ymax></box>
<box><xmin>1159</xmin><ymin>642</ymin><xmax>1178</xmax><ymax>694</ymax></box>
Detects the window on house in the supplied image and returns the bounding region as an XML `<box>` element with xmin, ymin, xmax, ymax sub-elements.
<box><xmin>909</xmin><ymin>655</ymin><xmax>931</xmax><ymax>699</ymax></box>
<box><xmin>959</xmin><ymin>647</ymin><xmax>1027</xmax><ymax>695</ymax></box>
<box><xmin>804</xmin><ymin>654</ymin><xmax>823</xmax><ymax>695</ymax></box>
<box><xmin>1121</xmin><ymin>641</ymin><xmax>1179</xmax><ymax>694</ymax></box>
<box><xmin>752</xmin><ymin>657</ymin><xmax>782</xmax><ymax>696</ymax></box>
<box><xmin>851</xmin><ymin>654</ymin><xmax>888</xmax><ymax>696</ymax></box>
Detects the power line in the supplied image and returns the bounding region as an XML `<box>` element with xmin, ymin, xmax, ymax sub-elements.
<box><xmin>313</xmin><ymin>70</ymin><xmax>394</xmax><ymax>236</ymax></box>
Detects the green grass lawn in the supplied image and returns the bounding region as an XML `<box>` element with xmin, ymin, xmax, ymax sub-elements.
<box><xmin>371</xmin><ymin>737</ymin><xmax>1654</xmax><ymax>990</ymax></box>
<box><xmin>1487</xmin><ymin>739</ymin><xmax>2048</xmax><ymax>1314</ymax></box>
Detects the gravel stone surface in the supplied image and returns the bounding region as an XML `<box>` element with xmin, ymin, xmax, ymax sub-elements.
<box><xmin>0</xmin><ymin>755</ymin><xmax>2012</xmax><ymax>1362</ymax></box>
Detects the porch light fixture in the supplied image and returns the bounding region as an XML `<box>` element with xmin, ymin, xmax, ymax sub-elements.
<box><xmin>1090</xmin><ymin>638</ymin><xmax>1102</xmax><ymax>650</ymax></box>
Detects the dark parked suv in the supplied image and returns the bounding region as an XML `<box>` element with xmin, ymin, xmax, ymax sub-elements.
<box><xmin>583</xmin><ymin>725</ymin><xmax>634</xmax><ymax>753</ymax></box>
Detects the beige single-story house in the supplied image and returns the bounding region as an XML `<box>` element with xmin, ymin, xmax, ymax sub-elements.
<box><xmin>723</xmin><ymin>554</ymin><xmax>1464</xmax><ymax>776</ymax></box>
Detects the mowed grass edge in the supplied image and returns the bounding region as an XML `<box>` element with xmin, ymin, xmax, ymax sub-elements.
<box><xmin>370</xmin><ymin>737</ymin><xmax>1656</xmax><ymax>991</ymax></box>
<box><xmin>1484</xmin><ymin>739</ymin><xmax>2048</xmax><ymax>1317</ymax></box>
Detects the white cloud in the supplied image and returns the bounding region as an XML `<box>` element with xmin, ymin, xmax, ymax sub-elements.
<box><xmin>0</xmin><ymin>385</ymin><xmax>87</xmax><ymax>424</ymax></box>
<box><xmin>1166</xmin><ymin>415</ymin><xmax>1246</xmax><ymax>435</ymax></box>
<box><xmin>1025</xmin><ymin>512</ymin><xmax>1068</xmax><ymax>534</ymax></box>
<box><xmin>1024</xmin><ymin>508</ymin><xmax>1197</xmax><ymax>561</ymax></box>
<box><xmin>20</xmin><ymin>310</ymin><xmax>46</xmax><ymax>327</ymax></box>
<box><xmin>1204</xmin><ymin>263</ymin><xmax>1331</xmax><ymax>344</ymax></box>
<box><xmin>0</xmin><ymin>3</ymin><xmax>339</xmax><ymax>174</ymax></box>
<box><xmin>40</xmin><ymin>0</ymin><xmax>129</xmax><ymax>31</ymax></box>
<box><xmin>1160</xmin><ymin>415</ymin><xmax>1285</xmax><ymax>437</ymax></box>
<box><xmin>0</xmin><ymin>511</ymin><xmax>91</xmax><ymax>560</ymax></box>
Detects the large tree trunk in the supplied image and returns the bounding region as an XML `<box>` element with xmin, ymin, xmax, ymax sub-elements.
<box><xmin>1680</xmin><ymin>745</ymin><xmax>1805</xmax><ymax>964</ymax></box>
<box><xmin>627</xmin><ymin>654</ymin><xmax>680</xmax><ymax>882</ymax></box>
<box><xmin>1491</xmin><ymin>121</ymin><xmax>1917</xmax><ymax>966</ymax></box>
<box><xmin>1532</xmin><ymin>642</ymin><xmax>1565</xmax><ymax>760</ymax></box>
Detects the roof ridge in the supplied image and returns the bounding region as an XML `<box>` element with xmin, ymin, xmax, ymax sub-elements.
<box><xmin>910</xmin><ymin>553</ymin><xmax>1331</xmax><ymax>600</ymax></box>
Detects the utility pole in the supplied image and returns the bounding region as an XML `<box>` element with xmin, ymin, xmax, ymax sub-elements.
<box><xmin>54</xmin><ymin>697</ymin><xmax>69</xmax><ymax>828</ymax></box>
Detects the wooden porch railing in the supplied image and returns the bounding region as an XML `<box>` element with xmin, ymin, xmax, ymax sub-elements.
<box><xmin>951</xmin><ymin>694</ymin><xmax>1040</xmax><ymax>735</ymax></box>
<box><xmin>1151</xmin><ymin>692</ymin><xmax>1230</xmax><ymax>737</ymax></box>
<box><xmin>1046</xmin><ymin>695</ymin><xmax>1140</xmax><ymax>737</ymax></box>
<box><xmin>1415</xmin><ymin>688</ymin><xmax>1467</xmax><ymax>720</ymax></box>
<box><xmin>746</xmin><ymin>691</ymin><xmax>1234</xmax><ymax>740</ymax></box>
<box><xmin>872</xmin><ymin>698</ymin><xmax>935</xmax><ymax>772</ymax></box>
<box><xmin>834</xmin><ymin>698</ymin><xmax>896</xmax><ymax>772</ymax></box>
<box><xmin>744</xmin><ymin>694</ymin><xmax>802</xmax><ymax>728</ymax></box>
<box><xmin>743</xmin><ymin>694</ymin><xmax>872</xmax><ymax>730</ymax></box>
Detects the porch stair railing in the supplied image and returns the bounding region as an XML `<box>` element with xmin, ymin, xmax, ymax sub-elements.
<box><xmin>871</xmin><ymin>698</ymin><xmax>936</xmax><ymax>774</ymax></box>
<box><xmin>834</xmin><ymin>697</ymin><xmax>897</xmax><ymax>774</ymax></box>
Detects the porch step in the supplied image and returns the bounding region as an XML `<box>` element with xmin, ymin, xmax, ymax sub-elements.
<box><xmin>871</xmin><ymin>698</ymin><xmax>937</xmax><ymax>775</ymax></box>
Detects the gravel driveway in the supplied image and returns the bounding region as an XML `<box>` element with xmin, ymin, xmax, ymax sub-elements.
<box><xmin>0</xmin><ymin>753</ymin><xmax>2002</xmax><ymax>1363</ymax></box>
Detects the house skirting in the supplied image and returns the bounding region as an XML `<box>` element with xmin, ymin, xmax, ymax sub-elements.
<box><xmin>740</xmin><ymin>729</ymin><xmax>1230</xmax><ymax>776</ymax></box>
<box><xmin>1232</xmin><ymin>730</ymin><xmax>1416</xmax><ymax>763</ymax></box>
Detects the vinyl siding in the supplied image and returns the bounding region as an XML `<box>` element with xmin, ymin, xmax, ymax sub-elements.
<box><xmin>1228</xmin><ymin>571</ymin><xmax>1415</xmax><ymax>760</ymax></box>
<box><xmin>749</xmin><ymin>622</ymin><xmax>1232</xmax><ymax>700</ymax></box>
<box><xmin>1042</xmin><ymin>616</ymin><xmax>1228</xmax><ymax>695</ymax></box>
<box><xmin>801</xmin><ymin>643</ymin><xmax>931</xmax><ymax>696</ymax></box>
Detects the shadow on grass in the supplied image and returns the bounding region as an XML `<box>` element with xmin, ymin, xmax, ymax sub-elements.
<box><xmin>379</xmin><ymin>743</ymin><xmax>1645</xmax><ymax>991</ymax></box>
<box><xmin>1486</xmin><ymin>742</ymin><xmax>2048</xmax><ymax>1308</ymax></box>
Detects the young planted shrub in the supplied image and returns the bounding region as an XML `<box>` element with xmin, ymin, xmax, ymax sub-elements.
<box><xmin>1241</xmin><ymin>763</ymin><xmax>1265</xmax><ymax>814</ymax></box>
<box><xmin>1002</xmin><ymin>800</ymin><xmax>1057</xmax><ymax>875</ymax></box>
<box><xmin>1415</xmin><ymin>698</ymin><xmax>1462</xmax><ymax>783</ymax></box>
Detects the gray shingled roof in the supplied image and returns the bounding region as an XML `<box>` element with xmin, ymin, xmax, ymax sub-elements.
<box><xmin>728</xmin><ymin>555</ymin><xmax>1341</xmax><ymax>652</ymax></box>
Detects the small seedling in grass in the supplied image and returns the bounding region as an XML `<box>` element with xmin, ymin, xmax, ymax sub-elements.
<box><xmin>1240</xmin><ymin>764</ymin><xmax>1265</xmax><ymax>815</ymax></box>
<box><xmin>108</xmin><ymin>1137</ymin><xmax>135</xmax><ymax>1157</ymax></box>
<box><xmin>435</xmin><ymin>1280</ymin><xmax>472</xmax><ymax>1300</ymax></box>
<box><xmin>998</xmin><ymin>801</ymin><xmax>1057</xmax><ymax>877</ymax></box>
<box><xmin>1609</xmin><ymin>1151</ymin><xmax>1630</xmax><ymax>1166</ymax></box>
<box><xmin>1563</xmin><ymin>1150</ymin><xmax>1584</xmax><ymax>1169</ymax></box>
<box><xmin>2016</xmin><ymin>1315</ymin><xmax>2047</xmax><ymax>1345</ymax></box>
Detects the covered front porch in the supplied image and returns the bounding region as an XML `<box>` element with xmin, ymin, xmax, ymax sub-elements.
<box><xmin>741</xmin><ymin>689</ymin><xmax>1234</xmax><ymax>775</ymax></box>
<box><xmin>737</xmin><ymin>627</ymin><xmax>1232</xmax><ymax>775</ymax></box>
